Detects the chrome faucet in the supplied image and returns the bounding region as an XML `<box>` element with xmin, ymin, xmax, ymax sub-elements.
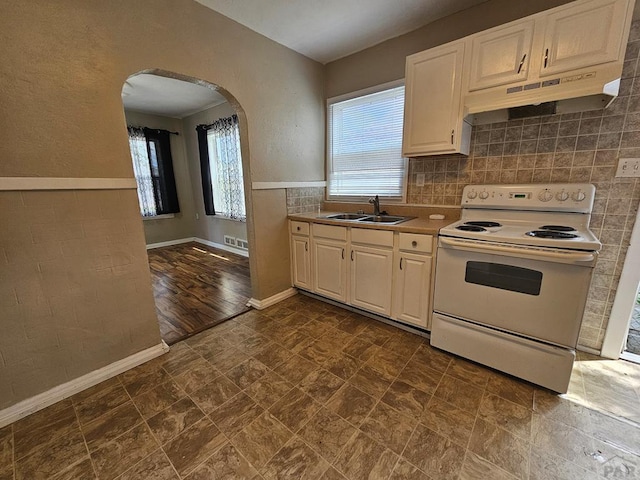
<box><xmin>369</xmin><ymin>195</ymin><xmax>381</xmax><ymax>216</ymax></box>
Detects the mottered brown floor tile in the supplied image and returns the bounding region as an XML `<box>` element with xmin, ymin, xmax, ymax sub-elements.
<box><xmin>433</xmin><ymin>374</ymin><xmax>484</xmax><ymax>415</ymax></box>
<box><xmin>359</xmin><ymin>401</ymin><xmax>415</xmax><ymax>455</ymax></box>
<box><xmin>90</xmin><ymin>423</ymin><xmax>158</xmax><ymax>480</ymax></box>
<box><xmin>146</xmin><ymin>397</ymin><xmax>205</xmax><ymax>444</ymax></box>
<box><xmin>421</xmin><ymin>396</ymin><xmax>475</xmax><ymax>447</ymax></box>
<box><xmin>269</xmin><ymin>387</ymin><xmax>321</xmax><ymax>432</ymax></box>
<box><xmin>403</xmin><ymin>423</ymin><xmax>465</xmax><ymax>480</ymax></box>
<box><xmin>261</xmin><ymin>436</ymin><xmax>330</xmax><ymax>479</ymax></box>
<box><xmin>231</xmin><ymin>411</ymin><xmax>292</xmax><ymax>469</ymax></box>
<box><xmin>82</xmin><ymin>401</ymin><xmax>143</xmax><ymax>452</ymax></box>
<box><xmin>5</xmin><ymin>295</ymin><xmax>640</xmax><ymax>480</ymax></box>
<box><xmin>389</xmin><ymin>457</ymin><xmax>432</xmax><ymax>480</ymax></box>
<box><xmin>117</xmin><ymin>449</ymin><xmax>178</xmax><ymax>480</ymax></box>
<box><xmin>326</xmin><ymin>384</ymin><xmax>376</xmax><ymax>427</ymax></box>
<box><xmin>162</xmin><ymin>417</ymin><xmax>226</xmax><ymax>477</ymax></box>
<box><xmin>209</xmin><ymin>392</ymin><xmax>264</xmax><ymax>438</ymax></box>
<box><xmin>15</xmin><ymin>428</ymin><xmax>88</xmax><ymax>480</ymax></box>
<box><xmin>298</xmin><ymin>408</ymin><xmax>357</xmax><ymax>462</ymax></box>
<box><xmin>186</xmin><ymin>443</ymin><xmax>259</xmax><ymax>480</ymax></box>
<box><xmin>333</xmin><ymin>430</ymin><xmax>398</xmax><ymax>480</ymax></box>
<box><xmin>469</xmin><ymin>418</ymin><xmax>530</xmax><ymax>479</ymax></box>
<box><xmin>244</xmin><ymin>370</ymin><xmax>294</xmax><ymax>409</ymax></box>
<box><xmin>299</xmin><ymin>368</ymin><xmax>345</xmax><ymax>403</ymax></box>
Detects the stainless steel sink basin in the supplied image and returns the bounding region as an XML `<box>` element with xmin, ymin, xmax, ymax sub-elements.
<box><xmin>360</xmin><ymin>215</ymin><xmax>410</xmax><ymax>224</ymax></box>
<box><xmin>325</xmin><ymin>213</ymin><xmax>369</xmax><ymax>220</ymax></box>
<box><xmin>322</xmin><ymin>213</ymin><xmax>412</xmax><ymax>225</ymax></box>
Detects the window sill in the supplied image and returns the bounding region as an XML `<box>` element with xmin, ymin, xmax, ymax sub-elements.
<box><xmin>208</xmin><ymin>213</ymin><xmax>246</xmax><ymax>223</ymax></box>
<box><xmin>142</xmin><ymin>214</ymin><xmax>175</xmax><ymax>221</ymax></box>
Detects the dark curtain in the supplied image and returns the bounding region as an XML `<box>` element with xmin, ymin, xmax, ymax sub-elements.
<box><xmin>196</xmin><ymin>124</ymin><xmax>216</xmax><ymax>215</ymax></box>
<box><xmin>143</xmin><ymin>128</ymin><xmax>180</xmax><ymax>215</ymax></box>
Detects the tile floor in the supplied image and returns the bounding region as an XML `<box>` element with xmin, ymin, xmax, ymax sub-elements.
<box><xmin>1</xmin><ymin>294</ymin><xmax>639</xmax><ymax>480</ymax></box>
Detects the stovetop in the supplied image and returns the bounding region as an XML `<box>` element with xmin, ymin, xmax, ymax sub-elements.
<box><xmin>440</xmin><ymin>184</ymin><xmax>602</xmax><ymax>251</ymax></box>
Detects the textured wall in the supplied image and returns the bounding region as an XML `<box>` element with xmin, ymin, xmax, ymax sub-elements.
<box><xmin>404</xmin><ymin>21</ymin><xmax>640</xmax><ymax>350</ymax></box>
<box><xmin>0</xmin><ymin>0</ymin><xmax>324</xmax><ymax>409</ymax></box>
<box><xmin>0</xmin><ymin>189</ymin><xmax>159</xmax><ymax>408</ymax></box>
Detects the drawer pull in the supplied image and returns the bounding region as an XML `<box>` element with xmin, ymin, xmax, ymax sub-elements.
<box><xmin>297</xmin><ymin>226</ymin><xmax>301</xmax><ymax>231</ymax></box>
<box><xmin>412</xmin><ymin>241</ymin><xmax>418</xmax><ymax>247</ymax></box>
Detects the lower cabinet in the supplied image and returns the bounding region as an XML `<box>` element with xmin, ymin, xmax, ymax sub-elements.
<box><xmin>392</xmin><ymin>251</ymin><xmax>432</xmax><ymax>328</ymax></box>
<box><xmin>289</xmin><ymin>220</ymin><xmax>435</xmax><ymax>330</ymax></box>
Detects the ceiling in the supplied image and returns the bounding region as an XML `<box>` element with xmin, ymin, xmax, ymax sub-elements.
<box><xmin>195</xmin><ymin>0</ymin><xmax>490</xmax><ymax>64</ymax></box>
<box><xmin>122</xmin><ymin>74</ymin><xmax>227</xmax><ymax>118</ymax></box>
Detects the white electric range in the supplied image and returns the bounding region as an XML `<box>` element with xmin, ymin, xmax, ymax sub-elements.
<box><xmin>431</xmin><ymin>183</ymin><xmax>601</xmax><ymax>393</ymax></box>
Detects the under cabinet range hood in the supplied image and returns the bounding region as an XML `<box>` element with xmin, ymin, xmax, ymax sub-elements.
<box><xmin>466</xmin><ymin>66</ymin><xmax>622</xmax><ymax>123</ymax></box>
<box><xmin>463</xmin><ymin>0</ymin><xmax>634</xmax><ymax>123</ymax></box>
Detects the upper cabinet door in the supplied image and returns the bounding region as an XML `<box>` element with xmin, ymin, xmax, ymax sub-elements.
<box><xmin>403</xmin><ymin>41</ymin><xmax>468</xmax><ymax>156</ymax></box>
<box><xmin>540</xmin><ymin>0</ymin><xmax>629</xmax><ymax>77</ymax></box>
<box><xmin>468</xmin><ymin>20</ymin><xmax>535</xmax><ymax>91</ymax></box>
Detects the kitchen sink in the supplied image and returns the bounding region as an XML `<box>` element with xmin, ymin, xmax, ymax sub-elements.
<box><xmin>322</xmin><ymin>213</ymin><xmax>412</xmax><ymax>225</ymax></box>
<box><xmin>325</xmin><ymin>213</ymin><xmax>369</xmax><ymax>220</ymax></box>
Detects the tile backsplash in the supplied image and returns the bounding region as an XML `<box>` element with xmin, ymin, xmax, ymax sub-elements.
<box><xmin>405</xmin><ymin>21</ymin><xmax>640</xmax><ymax>351</ymax></box>
<box><xmin>286</xmin><ymin>187</ymin><xmax>325</xmax><ymax>215</ymax></box>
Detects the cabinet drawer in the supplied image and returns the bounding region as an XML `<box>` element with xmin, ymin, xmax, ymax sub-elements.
<box><xmin>399</xmin><ymin>233</ymin><xmax>433</xmax><ymax>254</ymax></box>
<box><xmin>290</xmin><ymin>221</ymin><xmax>310</xmax><ymax>236</ymax></box>
<box><xmin>312</xmin><ymin>223</ymin><xmax>347</xmax><ymax>241</ymax></box>
<box><xmin>351</xmin><ymin>228</ymin><xmax>394</xmax><ymax>248</ymax></box>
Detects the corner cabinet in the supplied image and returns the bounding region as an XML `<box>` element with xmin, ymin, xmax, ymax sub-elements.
<box><xmin>289</xmin><ymin>220</ymin><xmax>436</xmax><ymax>330</ymax></box>
<box><xmin>539</xmin><ymin>0</ymin><xmax>631</xmax><ymax>77</ymax></box>
<box><xmin>402</xmin><ymin>41</ymin><xmax>471</xmax><ymax>157</ymax></box>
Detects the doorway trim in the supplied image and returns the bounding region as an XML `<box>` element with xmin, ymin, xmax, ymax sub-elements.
<box><xmin>601</xmin><ymin>200</ymin><xmax>640</xmax><ymax>358</ymax></box>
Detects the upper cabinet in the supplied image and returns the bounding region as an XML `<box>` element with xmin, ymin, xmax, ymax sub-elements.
<box><xmin>539</xmin><ymin>0</ymin><xmax>630</xmax><ymax>77</ymax></box>
<box><xmin>468</xmin><ymin>20</ymin><xmax>535</xmax><ymax>91</ymax></box>
<box><xmin>403</xmin><ymin>41</ymin><xmax>471</xmax><ymax>157</ymax></box>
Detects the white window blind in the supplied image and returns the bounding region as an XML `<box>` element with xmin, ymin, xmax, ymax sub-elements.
<box><xmin>328</xmin><ymin>85</ymin><xmax>407</xmax><ymax>200</ymax></box>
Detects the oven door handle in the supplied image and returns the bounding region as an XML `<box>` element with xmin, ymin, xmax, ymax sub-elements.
<box><xmin>439</xmin><ymin>237</ymin><xmax>597</xmax><ymax>264</ymax></box>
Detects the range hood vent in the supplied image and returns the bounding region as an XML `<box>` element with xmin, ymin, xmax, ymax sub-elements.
<box><xmin>508</xmin><ymin>102</ymin><xmax>557</xmax><ymax>120</ymax></box>
<box><xmin>465</xmin><ymin>65</ymin><xmax>622</xmax><ymax>125</ymax></box>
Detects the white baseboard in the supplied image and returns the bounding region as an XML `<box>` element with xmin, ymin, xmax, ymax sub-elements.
<box><xmin>194</xmin><ymin>238</ymin><xmax>249</xmax><ymax>258</ymax></box>
<box><xmin>146</xmin><ymin>237</ymin><xmax>195</xmax><ymax>249</ymax></box>
<box><xmin>0</xmin><ymin>342</ymin><xmax>169</xmax><ymax>428</ymax></box>
<box><xmin>247</xmin><ymin>288</ymin><xmax>297</xmax><ymax>310</ymax></box>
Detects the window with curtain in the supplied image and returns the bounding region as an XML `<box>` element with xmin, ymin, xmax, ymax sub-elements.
<box><xmin>196</xmin><ymin>114</ymin><xmax>246</xmax><ymax>221</ymax></box>
<box><xmin>127</xmin><ymin>126</ymin><xmax>180</xmax><ymax>217</ymax></box>
<box><xmin>327</xmin><ymin>83</ymin><xmax>407</xmax><ymax>200</ymax></box>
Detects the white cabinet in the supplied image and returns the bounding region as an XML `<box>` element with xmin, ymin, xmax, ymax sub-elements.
<box><xmin>403</xmin><ymin>41</ymin><xmax>471</xmax><ymax>156</ymax></box>
<box><xmin>392</xmin><ymin>233</ymin><xmax>434</xmax><ymax>329</ymax></box>
<box><xmin>539</xmin><ymin>0</ymin><xmax>630</xmax><ymax>77</ymax></box>
<box><xmin>290</xmin><ymin>221</ymin><xmax>311</xmax><ymax>290</ymax></box>
<box><xmin>349</xmin><ymin>229</ymin><xmax>394</xmax><ymax>317</ymax></box>
<box><xmin>468</xmin><ymin>20</ymin><xmax>535</xmax><ymax>91</ymax></box>
<box><xmin>312</xmin><ymin>224</ymin><xmax>348</xmax><ymax>303</ymax></box>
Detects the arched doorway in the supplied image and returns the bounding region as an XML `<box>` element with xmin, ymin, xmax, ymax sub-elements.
<box><xmin>121</xmin><ymin>70</ymin><xmax>255</xmax><ymax>344</ymax></box>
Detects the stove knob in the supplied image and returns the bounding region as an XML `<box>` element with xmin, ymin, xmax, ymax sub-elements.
<box><xmin>572</xmin><ymin>190</ymin><xmax>586</xmax><ymax>202</ymax></box>
<box><xmin>479</xmin><ymin>191</ymin><xmax>489</xmax><ymax>200</ymax></box>
<box><xmin>556</xmin><ymin>190</ymin><xmax>569</xmax><ymax>202</ymax></box>
<box><xmin>466</xmin><ymin>190</ymin><xmax>478</xmax><ymax>199</ymax></box>
<box><xmin>538</xmin><ymin>190</ymin><xmax>553</xmax><ymax>202</ymax></box>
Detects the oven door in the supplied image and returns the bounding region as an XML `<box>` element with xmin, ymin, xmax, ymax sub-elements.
<box><xmin>434</xmin><ymin>237</ymin><xmax>597</xmax><ymax>347</ymax></box>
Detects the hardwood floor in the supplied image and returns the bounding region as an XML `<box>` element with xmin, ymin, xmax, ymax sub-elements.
<box><xmin>147</xmin><ymin>242</ymin><xmax>251</xmax><ymax>344</ymax></box>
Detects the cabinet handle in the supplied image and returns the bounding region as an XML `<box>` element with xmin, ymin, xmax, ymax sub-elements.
<box><xmin>305</xmin><ymin>241</ymin><xmax>308</xmax><ymax>251</ymax></box>
<box><xmin>400</xmin><ymin>258</ymin><xmax>403</xmax><ymax>270</ymax></box>
<box><xmin>412</xmin><ymin>241</ymin><xmax>418</xmax><ymax>247</ymax></box>
<box><xmin>342</xmin><ymin>248</ymin><xmax>345</xmax><ymax>259</ymax></box>
<box><xmin>544</xmin><ymin>48</ymin><xmax>549</xmax><ymax>68</ymax></box>
<box><xmin>451</xmin><ymin>130</ymin><xmax>454</xmax><ymax>144</ymax></box>
<box><xmin>297</xmin><ymin>226</ymin><xmax>301</xmax><ymax>231</ymax></box>
<box><xmin>517</xmin><ymin>53</ymin><xmax>526</xmax><ymax>74</ymax></box>
<box><xmin>351</xmin><ymin>250</ymin><xmax>354</xmax><ymax>261</ymax></box>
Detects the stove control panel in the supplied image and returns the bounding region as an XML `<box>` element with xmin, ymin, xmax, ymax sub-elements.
<box><xmin>462</xmin><ymin>183</ymin><xmax>596</xmax><ymax>213</ymax></box>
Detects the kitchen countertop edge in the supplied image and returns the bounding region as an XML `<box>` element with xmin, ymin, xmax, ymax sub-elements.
<box><xmin>288</xmin><ymin>211</ymin><xmax>454</xmax><ymax>235</ymax></box>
